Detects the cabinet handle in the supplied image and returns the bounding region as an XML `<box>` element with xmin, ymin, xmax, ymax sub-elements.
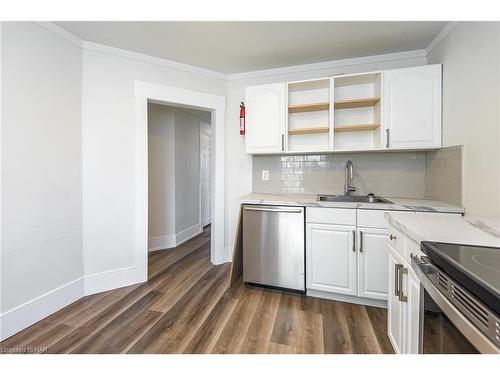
<box><xmin>281</xmin><ymin>134</ymin><xmax>284</xmax><ymax>151</ymax></box>
<box><xmin>398</xmin><ymin>267</ymin><xmax>408</xmax><ymax>302</ymax></box>
<box><xmin>390</xmin><ymin>234</ymin><xmax>396</xmax><ymax>240</ymax></box>
<box><xmin>386</xmin><ymin>129</ymin><xmax>390</xmax><ymax>148</ymax></box>
<box><xmin>352</xmin><ymin>230</ymin><xmax>356</xmax><ymax>252</ymax></box>
<box><xmin>359</xmin><ymin>231</ymin><xmax>363</xmax><ymax>253</ymax></box>
<box><xmin>395</xmin><ymin>264</ymin><xmax>403</xmax><ymax>296</ymax></box>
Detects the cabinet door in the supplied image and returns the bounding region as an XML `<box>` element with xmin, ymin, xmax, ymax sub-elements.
<box><xmin>357</xmin><ymin>227</ymin><xmax>389</xmax><ymax>300</ymax></box>
<box><xmin>245</xmin><ymin>83</ymin><xmax>286</xmax><ymax>154</ymax></box>
<box><xmin>406</xmin><ymin>271</ymin><xmax>421</xmax><ymax>354</ymax></box>
<box><xmin>306</xmin><ymin>223</ymin><xmax>357</xmax><ymax>296</ymax></box>
<box><xmin>388</xmin><ymin>246</ymin><xmax>405</xmax><ymax>353</ymax></box>
<box><xmin>383</xmin><ymin>64</ymin><xmax>442</xmax><ymax>149</ymax></box>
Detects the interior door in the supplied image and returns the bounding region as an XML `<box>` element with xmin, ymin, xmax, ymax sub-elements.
<box><xmin>383</xmin><ymin>64</ymin><xmax>442</xmax><ymax>149</ymax></box>
<box><xmin>200</xmin><ymin>122</ymin><xmax>211</xmax><ymax>227</ymax></box>
<box><xmin>357</xmin><ymin>227</ymin><xmax>389</xmax><ymax>300</ymax></box>
<box><xmin>306</xmin><ymin>223</ymin><xmax>357</xmax><ymax>296</ymax></box>
<box><xmin>245</xmin><ymin>83</ymin><xmax>286</xmax><ymax>153</ymax></box>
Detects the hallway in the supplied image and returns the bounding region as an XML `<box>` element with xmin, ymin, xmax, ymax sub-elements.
<box><xmin>0</xmin><ymin>226</ymin><xmax>392</xmax><ymax>354</ymax></box>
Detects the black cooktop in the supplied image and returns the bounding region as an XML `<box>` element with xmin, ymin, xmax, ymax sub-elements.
<box><xmin>420</xmin><ymin>241</ymin><xmax>500</xmax><ymax>315</ymax></box>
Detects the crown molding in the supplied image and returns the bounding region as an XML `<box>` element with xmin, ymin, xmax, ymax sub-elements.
<box><xmin>81</xmin><ymin>41</ymin><xmax>228</xmax><ymax>80</ymax></box>
<box><xmin>34</xmin><ymin>22</ymin><xmax>84</xmax><ymax>48</ymax></box>
<box><xmin>425</xmin><ymin>21</ymin><xmax>459</xmax><ymax>56</ymax></box>
<box><xmin>33</xmin><ymin>22</ymin><xmax>436</xmax><ymax>83</ymax></box>
<box><xmin>34</xmin><ymin>22</ymin><xmax>227</xmax><ymax>80</ymax></box>
<box><xmin>226</xmin><ymin>49</ymin><xmax>427</xmax><ymax>81</ymax></box>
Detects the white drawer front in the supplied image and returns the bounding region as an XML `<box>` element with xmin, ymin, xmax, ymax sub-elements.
<box><xmin>306</xmin><ymin>207</ymin><xmax>356</xmax><ymax>225</ymax></box>
<box><xmin>357</xmin><ymin>209</ymin><xmax>390</xmax><ymax>228</ymax></box>
<box><xmin>388</xmin><ymin>225</ymin><xmax>405</xmax><ymax>256</ymax></box>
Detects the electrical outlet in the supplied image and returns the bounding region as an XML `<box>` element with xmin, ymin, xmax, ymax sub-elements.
<box><xmin>185</xmin><ymin>161</ymin><xmax>191</xmax><ymax>168</ymax></box>
<box><xmin>262</xmin><ymin>170</ymin><xmax>269</xmax><ymax>181</ymax></box>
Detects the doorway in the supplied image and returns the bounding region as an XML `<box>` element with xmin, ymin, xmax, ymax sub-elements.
<box><xmin>134</xmin><ymin>81</ymin><xmax>226</xmax><ymax>285</ymax></box>
<box><xmin>147</xmin><ymin>103</ymin><xmax>212</xmax><ymax>253</ymax></box>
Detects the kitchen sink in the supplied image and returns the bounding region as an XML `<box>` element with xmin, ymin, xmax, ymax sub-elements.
<box><xmin>316</xmin><ymin>194</ymin><xmax>393</xmax><ymax>204</ymax></box>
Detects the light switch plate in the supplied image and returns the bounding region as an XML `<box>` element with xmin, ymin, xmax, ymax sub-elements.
<box><xmin>262</xmin><ymin>170</ymin><xmax>269</xmax><ymax>181</ymax></box>
<box><xmin>238</xmin><ymin>158</ymin><xmax>246</xmax><ymax>171</ymax></box>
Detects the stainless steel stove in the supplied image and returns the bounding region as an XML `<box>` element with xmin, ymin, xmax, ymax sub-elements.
<box><xmin>412</xmin><ymin>242</ymin><xmax>500</xmax><ymax>353</ymax></box>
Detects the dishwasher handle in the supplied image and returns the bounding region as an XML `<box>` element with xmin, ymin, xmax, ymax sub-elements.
<box><xmin>243</xmin><ymin>206</ymin><xmax>303</xmax><ymax>214</ymax></box>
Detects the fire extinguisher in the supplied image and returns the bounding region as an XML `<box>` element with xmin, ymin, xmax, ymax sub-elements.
<box><xmin>239</xmin><ymin>102</ymin><xmax>245</xmax><ymax>135</ymax></box>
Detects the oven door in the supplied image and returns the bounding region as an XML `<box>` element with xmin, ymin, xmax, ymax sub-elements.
<box><xmin>412</xmin><ymin>256</ymin><xmax>499</xmax><ymax>354</ymax></box>
<box><xmin>420</xmin><ymin>287</ymin><xmax>479</xmax><ymax>353</ymax></box>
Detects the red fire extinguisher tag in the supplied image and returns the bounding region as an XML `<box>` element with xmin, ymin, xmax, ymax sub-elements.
<box><xmin>240</xmin><ymin>102</ymin><xmax>246</xmax><ymax>135</ymax></box>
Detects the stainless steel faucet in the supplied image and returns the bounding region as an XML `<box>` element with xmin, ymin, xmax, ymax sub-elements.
<box><xmin>344</xmin><ymin>160</ymin><xmax>356</xmax><ymax>196</ymax></box>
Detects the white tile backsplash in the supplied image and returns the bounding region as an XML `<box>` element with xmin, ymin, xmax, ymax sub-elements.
<box><xmin>253</xmin><ymin>147</ymin><xmax>462</xmax><ymax>201</ymax></box>
<box><xmin>253</xmin><ymin>152</ymin><xmax>427</xmax><ymax>198</ymax></box>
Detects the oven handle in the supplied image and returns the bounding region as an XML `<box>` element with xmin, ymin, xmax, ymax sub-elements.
<box><xmin>410</xmin><ymin>255</ymin><xmax>500</xmax><ymax>354</ymax></box>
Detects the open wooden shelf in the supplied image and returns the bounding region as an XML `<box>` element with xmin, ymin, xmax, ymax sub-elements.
<box><xmin>288</xmin><ymin>123</ymin><xmax>381</xmax><ymax>135</ymax></box>
<box><xmin>334</xmin><ymin>123</ymin><xmax>380</xmax><ymax>133</ymax></box>
<box><xmin>288</xmin><ymin>126</ymin><xmax>330</xmax><ymax>135</ymax></box>
<box><xmin>289</xmin><ymin>98</ymin><xmax>379</xmax><ymax>112</ymax></box>
<box><xmin>334</xmin><ymin>97</ymin><xmax>380</xmax><ymax>109</ymax></box>
<box><xmin>288</xmin><ymin>102</ymin><xmax>330</xmax><ymax>113</ymax></box>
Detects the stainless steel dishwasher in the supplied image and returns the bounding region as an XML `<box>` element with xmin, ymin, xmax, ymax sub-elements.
<box><xmin>242</xmin><ymin>205</ymin><xmax>305</xmax><ymax>292</ymax></box>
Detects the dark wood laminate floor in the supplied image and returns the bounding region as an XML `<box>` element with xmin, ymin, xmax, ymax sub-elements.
<box><xmin>0</xmin><ymin>226</ymin><xmax>394</xmax><ymax>354</ymax></box>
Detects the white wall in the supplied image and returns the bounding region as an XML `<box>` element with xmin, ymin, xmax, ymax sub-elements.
<box><xmin>0</xmin><ymin>22</ymin><xmax>83</xmax><ymax>329</ymax></box>
<box><xmin>81</xmin><ymin>48</ymin><xmax>226</xmax><ymax>284</ymax></box>
<box><xmin>148</xmin><ymin>104</ymin><xmax>176</xmax><ymax>242</ymax></box>
<box><xmin>224</xmin><ymin>53</ymin><xmax>428</xmax><ymax>256</ymax></box>
<box><xmin>427</xmin><ymin>22</ymin><xmax>500</xmax><ymax>227</ymax></box>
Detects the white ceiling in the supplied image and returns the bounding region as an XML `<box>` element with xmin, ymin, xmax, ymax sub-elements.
<box><xmin>56</xmin><ymin>21</ymin><xmax>447</xmax><ymax>74</ymax></box>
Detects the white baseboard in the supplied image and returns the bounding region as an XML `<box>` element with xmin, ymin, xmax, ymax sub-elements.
<box><xmin>0</xmin><ymin>277</ymin><xmax>84</xmax><ymax>341</ymax></box>
<box><xmin>1</xmin><ymin>224</ymin><xmax>203</xmax><ymax>340</ymax></box>
<box><xmin>83</xmin><ymin>265</ymin><xmax>140</xmax><ymax>296</ymax></box>
<box><xmin>148</xmin><ymin>223</ymin><xmax>202</xmax><ymax>252</ymax></box>
<box><xmin>148</xmin><ymin>234</ymin><xmax>176</xmax><ymax>251</ymax></box>
<box><xmin>0</xmin><ymin>264</ymin><xmax>145</xmax><ymax>341</ymax></box>
<box><xmin>201</xmin><ymin>217</ymin><xmax>211</xmax><ymax>227</ymax></box>
<box><xmin>306</xmin><ymin>289</ymin><xmax>388</xmax><ymax>309</ymax></box>
<box><xmin>175</xmin><ymin>223</ymin><xmax>202</xmax><ymax>246</ymax></box>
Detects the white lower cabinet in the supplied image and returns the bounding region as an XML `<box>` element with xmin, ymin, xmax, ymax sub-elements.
<box><xmin>306</xmin><ymin>223</ymin><xmax>357</xmax><ymax>295</ymax></box>
<box><xmin>406</xmin><ymin>270</ymin><xmax>421</xmax><ymax>354</ymax></box>
<box><xmin>357</xmin><ymin>227</ymin><xmax>389</xmax><ymax>300</ymax></box>
<box><xmin>388</xmin><ymin>245</ymin><xmax>405</xmax><ymax>353</ymax></box>
<box><xmin>304</xmin><ymin>207</ymin><xmax>458</xmax><ymax>354</ymax></box>
<box><xmin>306</xmin><ymin>208</ymin><xmax>390</xmax><ymax>305</ymax></box>
<box><xmin>387</xmin><ymin>230</ymin><xmax>423</xmax><ymax>354</ymax></box>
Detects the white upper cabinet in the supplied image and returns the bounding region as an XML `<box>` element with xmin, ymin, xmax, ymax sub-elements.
<box><xmin>287</xmin><ymin>78</ymin><xmax>332</xmax><ymax>153</ymax></box>
<box><xmin>244</xmin><ymin>64</ymin><xmax>443</xmax><ymax>154</ymax></box>
<box><xmin>383</xmin><ymin>64</ymin><xmax>442</xmax><ymax>149</ymax></box>
<box><xmin>245</xmin><ymin>83</ymin><xmax>287</xmax><ymax>154</ymax></box>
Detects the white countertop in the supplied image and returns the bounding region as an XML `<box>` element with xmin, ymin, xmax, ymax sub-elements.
<box><xmin>239</xmin><ymin>192</ymin><xmax>465</xmax><ymax>214</ymax></box>
<box><xmin>384</xmin><ymin>212</ymin><xmax>500</xmax><ymax>248</ymax></box>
